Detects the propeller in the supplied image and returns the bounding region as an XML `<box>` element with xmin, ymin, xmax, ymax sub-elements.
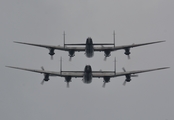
<box><xmin>41</xmin><ymin>66</ymin><xmax>45</xmax><ymax>71</ymax></box>
<box><xmin>41</xmin><ymin>80</ymin><xmax>45</xmax><ymax>85</ymax></box>
<box><xmin>51</xmin><ymin>55</ymin><xmax>53</xmax><ymax>60</ymax></box>
<box><xmin>66</xmin><ymin>82</ymin><xmax>70</xmax><ymax>88</ymax></box>
<box><xmin>104</xmin><ymin>56</ymin><xmax>107</xmax><ymax>61</ymax></box>
<box><xmin>123</xmin><ymin>81</ymin><xmax>127</xmax><ymax>86</ymax></box>
<box><xmin>122</xmin><ymin>67</ymin><xmax>126</xmax><ymax>72</ymax></box>
<box><xmin>102</xmin><ymin>82</ymin><xmax>106</xmax><ymax>88</ymax></box>
<box><xmin>122</xmin><ymin>67</ymin><xmax>138</xmax><ymax>86</ymax></box>
<box><xmin>69</xmin><ymin>57</ymin><xmax>72</xmax><ymax>61</ymax></box>
<box><xmin>127</xmin><ymin>55</ymin><xmax>130</xmax><ymax>59</ymax></box>
<box><xmin>125</xmin><ymin>48</ymin><xmax>131</xmax><ymax>59</ymax></box>
<box><xmin>41</xmin><ymin>66</ymin><xmax>45</xmax><ymax>85</ymax></box>
<box><xmin>122</xmin><ymin>67</ymin><xmax>127</xmax><ymax>86</ymax></box>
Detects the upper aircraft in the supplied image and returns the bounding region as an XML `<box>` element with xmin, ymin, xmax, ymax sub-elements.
<box><xmin>6</xmin><ymin>58</ymin><xmax>169</xmax><ymax>87</ymax></box>
<box><xmin>14</xmin><ymin>31</ymin><xmax>165</xmax><ymax>60</ymax></box>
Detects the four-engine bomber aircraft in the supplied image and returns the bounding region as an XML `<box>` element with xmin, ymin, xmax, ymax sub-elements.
<box><xmin>6</xmin><ymin>58</ymin><xmax>169</xmax><ymax>87</ymax></box>
<box><xmin>14</xmin><ymin>31</ymin><xmax>165</xmax><ymax>60</ymax></box>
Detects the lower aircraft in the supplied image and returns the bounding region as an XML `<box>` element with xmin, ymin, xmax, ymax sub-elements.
<box><xmin>14</xmin><ymin>31</ymin><xmax>165</xmax><ymax>60</ymax></box>
<box><xmin>6</xmin><ymin>58</ymin><xmax>169</xmax><ymax>87</ymax></box>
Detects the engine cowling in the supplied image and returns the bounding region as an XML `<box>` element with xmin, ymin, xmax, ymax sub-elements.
<box><xmin>124</xmin><ymin>48</ymin><xmax>130</xmax><ymax>55</ymax></box>
<box><xmin>44</xmin><ymin>74</ymin><xmax>50</xmax><ymax>81</ymax></box>
<box><xmin>49</xmin><ymin>49</ymin><xmax>55</xmax><ymax>56</ymax></box>
<box><xmin>69</xmin><ymin>50</ymin><xmax>75</xmax><ymax>57</ymax></box>
<box><xmin>125</xmin><ymin>74</ymin><xmax>131</xmax><ymax>82</ymax></box>
<box><xmin>125</xmin><ymin>78</ymin><xmax>131</xmax><ymax>82</ymax></box>
<box><xmin>103</xmin><ymin>76</ymin><xmax>110</xmax><ymax>83</ymax></box>
<box><xmin>65</xmin><ymin>76</ymin><xmax>72</xmax><ymax>83</ymax></box>
<box><xmin>104</xmin><ymin>50</ymin><xmax>111</xmax><ymax>57</ymax></box>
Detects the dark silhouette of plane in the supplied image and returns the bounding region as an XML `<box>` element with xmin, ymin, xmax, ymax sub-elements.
<box><xmin>14</xmin><ymin>31</ymin><xmax>165</xmax><ymax>60</ymax></box>
<box><xmin>6</xmin><ymin>57</ymin><xmax>169</xmax><ymax>87</ymax></box>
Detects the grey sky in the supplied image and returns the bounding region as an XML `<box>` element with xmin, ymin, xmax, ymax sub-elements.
<box><xmin>0</xmin><ymin>0</ymin><xmax>173</xmax><ymax>120</ymax></box>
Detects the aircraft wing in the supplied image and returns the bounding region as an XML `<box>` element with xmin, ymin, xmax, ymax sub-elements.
<box><xmin>6</xmin><ymin>66</ymin><xmax>84</xmax><ymax>77</ymax></box>
<box><xmin>93</xmin><ymin>40</ymin><xmax>165</xmax><ymax>51</ymax></box>
<box><xmin>92</xmin><ymin>67</ymin><xmax>169</xmax><ymax>78</ymax></box>
<box><xmin>14</xmin><ymin>41</ymin><xmax>85</xmax><ymax>51</ymax></box>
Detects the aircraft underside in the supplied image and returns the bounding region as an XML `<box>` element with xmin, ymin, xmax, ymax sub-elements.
<box><xmin>83</xmin><ymin>73</ymin><xmax>92</xmax><ymax>84</ymax></box>
<box><xmin>85</xmin><ymin>46</ymin><xmax>94</xmax><ymax>58</ymax></box>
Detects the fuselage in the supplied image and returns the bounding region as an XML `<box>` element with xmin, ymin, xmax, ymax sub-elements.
<box><xmin>85</xmin><ymin>37</ymin><xmax>94</xmax><ymax>58</ymax></box>
<box><xmin>83</xmin><ymin>65</ymin><xmax>93</xmax><ymax>84</ymax></box>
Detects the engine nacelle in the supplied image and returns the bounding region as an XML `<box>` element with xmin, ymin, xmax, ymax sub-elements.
<box><xmin>44</xmin><ymin>74</ymin><xmax>50</xmax><ymax>81</ymax></box>
<box><xmin>104</xmin><ymin>50</ymin><xmax>111</xmax><ymax>57</ymax></box>
<box><xmin>69</xmin><ymin>50</ymin><xmax>75</xmax><ymax>57</ymax></box>
<box><xmin>125</xmin><ymin>74</ymin><xmax>131</xmax><ymax>82</ymax></box>
<box><xmin>65</xmin><ymin>76</ymin><xmax>72</xmax><ymax>82</ymax></box>
<box><xmin>125</xmin><ymin>78</ymin><xmax>131</xmax><ymax>82</ymax></box>
<box><xmin>103</xmin><ymin>76</ymin><xmax>110</xmax><ymax>83</ymax></box>
<box><xmin>124</xmin><ymin>48</ymin><xmax>130</xmax><ymax>55</ymax></box>
<box><xmin>49</xmin><ymin>49</ymin><xmax>55</xmax><ymax>56</ymax></box>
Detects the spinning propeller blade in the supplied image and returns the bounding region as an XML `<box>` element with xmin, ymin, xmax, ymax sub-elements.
<box><xmin>69</xmin><ymin>57</ymin><xmax>72</xmax><ymax>61</ymax></box>
<box><xmin>104</xmin><ymin>57</ymin><xmax>107</xmax><ymax>61</ymax></box>
<box><xmin>41</xmin><ymin>66</ymin><xmax>44</xmax><ymax>71</ymax></box>
<box><xmin>128</xmin><ymin>55</ymin><xmax>130</xmax><ymax>59</ymax></box>
<box><xmin>122</xmin><ymin>67</ymin><xmax>126</xmax><ymax>72</ymax></box>
<box><xmin>102</xmin><ymin>82</ymin><xmax>106</xmax><ymax>88</ymax></box>
<box><xmin>51</xmin><ymin>55</ymin><xmax>53</xmax><ymax>60</ymax></box>
<box><xmin>123</xmin><ymin>81</ymin><xmax>127</xmax><ymax>86</ymax></box>
<box><xmin>41</xmin><ymin>80</ymin><xmax>44</xmax><ymax>85</ymax></box>
<box><xmin>66</xmin><ymin>82</ymin><xmax>70</xmax><ymax>88</ymax></box>
<box><xmin>41</xmin><ymin>66</ymin><xmax>45</xmax><ymax>85</ymax></box>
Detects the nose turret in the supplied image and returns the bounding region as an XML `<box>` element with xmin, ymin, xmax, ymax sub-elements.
<box><xmin>85</xmin><ymin>65</ymin><xmax>92</xmax><ymax>73</ymax></box>
<box><xmin>86</xmin><ymin>37</ymin><xmax>93</xmax><ymax>45</ymax></box>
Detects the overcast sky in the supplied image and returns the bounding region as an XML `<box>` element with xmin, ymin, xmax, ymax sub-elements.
<box><xmin>0</xmin><ymin>0</ymin><xmax>173</xmax><ymax>120</ymax></box>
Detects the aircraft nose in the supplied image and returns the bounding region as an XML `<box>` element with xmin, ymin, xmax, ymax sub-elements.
<box><xmin>86</xmin><ymin>66</ymin><xmax>92</xmax><ymax>72</ymax></box>
<box><xmin>86</xmin><ymin>37</ymin><xmax>92</xmax><ymax>44</ymax></box>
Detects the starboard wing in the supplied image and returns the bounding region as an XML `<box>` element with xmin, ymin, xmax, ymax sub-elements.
<box><xmin>92</xmin><ymin>67</ymin><xmax>169</xmax><ymax>78</ymax></box>
<box><xmin>93</xmin><ymin>40</ymin><xmax>165</xmax><ymax>51</ymax></box>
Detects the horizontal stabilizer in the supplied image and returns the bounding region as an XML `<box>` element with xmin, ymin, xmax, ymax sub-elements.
<box><xmin>65</xmin><ymin>44</ymin><xmax>86</xmax><ymax>46</ymax></box>
<box><xmin>93</xmin><ymin>43</ymin><xmax>114</xmax><ymax>46</ymax></box>
<box><xmin>65</xmin><ymin>43</ymin><xmax>114</xmax><ymax>46</ymax></box>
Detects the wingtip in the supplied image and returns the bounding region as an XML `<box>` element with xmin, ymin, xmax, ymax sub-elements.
<box><xmin>160</xmin><ymin>40</ymin><xmax>166</xmax><ymax>42</ymax></box>
<box><xmin>6</xmin><ymin>66</ymin><xmax>21</xmax><ymax>69</ymax></box>
<box><xmin>13</xmin><ymin>41</ymin><xmax>28</xmax><ymax>44</ymax></box>
<box><xmin>159</xmin><ymin>67</ymin><xmax>170</xmax><ymax>70</ymax></box>
<box><xmin>164</xmin><ymin>67</ymin><xmax>170</xmax><ymax>69</ymax></box>
<box><xmin>6</xmin><ymin>66</ymin><xmax>14</xmax><ymax>68</ymax></box>
<box><xmin>153</xmin><ymin>40</ymin><xmax>166</xmax><ymax>43</ymax></box>
<box><xmin>152</xmin><ymin>40</ymin><xmax>166</xmax><ymax>43</ymax></box>
<box><xmin>13</xmin><ymin>41</ymin><xmax>21</xmax><ymax>44</ymax></box>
